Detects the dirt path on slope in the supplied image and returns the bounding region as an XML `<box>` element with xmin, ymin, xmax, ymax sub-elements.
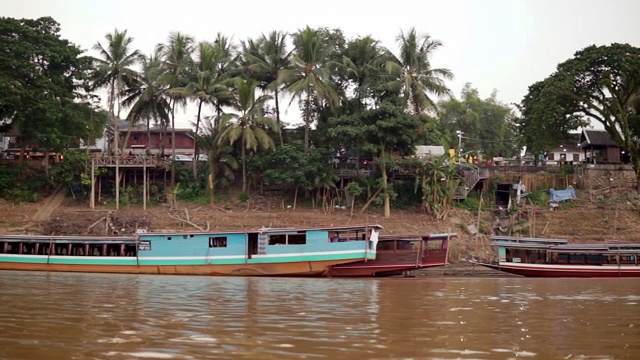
<box><xmin>31</xmin><ymin>186</ymin><xmax>66</xmax><ymax>222</ymax></box>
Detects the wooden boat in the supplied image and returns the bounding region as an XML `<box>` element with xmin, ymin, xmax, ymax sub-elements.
<box><xmin>471</xmin><ymin>236</ymin><xmax>640</xmax><ymax>278</ymax></box>
<box><xmin>0</xmin><ymin>224</ymin><xmax>382</xmax><ymax>276</ymax></box>
<box><xmin>329</xmin><ymin>232</ymin><xmax>455</xmax><ymax>277</ymax></box>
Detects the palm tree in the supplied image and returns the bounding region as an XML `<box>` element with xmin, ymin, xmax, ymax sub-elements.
<box><xmin>197</xmin><ymin>117</ymin><xmax>239</xmax><ymax>205</ymax></box>
<box><xmin>217</xmin><ymin>78</ymin><xmax>279</xmax><ymax>193</ymax></box>
<box><xmin>210</xmin><ymin>33</ymin><xmax>238</xmax><ymax>124</ymax></box>
<box><xmin>121</xmin><ymin>52</ymin><xmax>171</xmax><ymax>154</ymax></box>
<box><xmin>278</xmin><ymin>27</ymin><xmax>339</xmax><ymax>153</ymax></box>
<box><xmin>340</xmin><ymin>36</ymin><xmax>393</xmax><ymax>108</ymax></box>
<box><xmin>177</xmin><ymin>41</ymin><xmax>235</xmax><ymax>178</ymax></box>
<box><xmin>386</xmin><ymin>27</ymin><xmax>453</xmax><ymax>115</ymax></box>
<box><xmin>241</xmin><ymin>31</ymin><xmax>292</xmax><ymax>145</ymax></box>
<box><xmin>157</xmin><ymin>32</ymin><xmax>195</xmax><ymax>186</ymax></box>
<box><xmin>91</xmin><ymin>28</ymin><xmax>140</xmax><ymax>210</ymax></box>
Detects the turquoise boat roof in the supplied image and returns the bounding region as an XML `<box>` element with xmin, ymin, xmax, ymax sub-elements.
<box><xmin>142</xmin><ymin>224</ymin><xmax>383</xmax><ymax>237</ymax></box>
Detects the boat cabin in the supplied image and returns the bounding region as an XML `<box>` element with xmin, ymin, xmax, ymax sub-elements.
<box><xmin>137</xmin><ymin>224</ymin><xmax>382</xmax><ymax>263</ymax></box>
<box><xmin>491</xmin><ymin>236</ymin><xmax>640</xmax><ymax>266</ymax></box>
<box><xmin>0</xmin><ymin>235</ymin><xmax>140</xmax><ymax>257</ymax></box>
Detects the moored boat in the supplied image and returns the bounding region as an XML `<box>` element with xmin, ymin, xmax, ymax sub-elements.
<box><xmin>471</xmin><ymin>235</ymin><xmax>640</xmax><ymax>278</ymax></box>
<box><xmin>0</xmin><ymin>224</ymin><xmax>382</xmax><ymax>276</ymax></box>
<box><xmin>329</xmin><ymin>232</ymin><xmax>455</xmax><ymax>277</ymax></box>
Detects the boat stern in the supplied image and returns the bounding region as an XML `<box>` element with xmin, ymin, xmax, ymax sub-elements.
<box><xmin>365</xmin><ymin>228</ymin><xmax>380</xmax><ymax>260</ymax></box>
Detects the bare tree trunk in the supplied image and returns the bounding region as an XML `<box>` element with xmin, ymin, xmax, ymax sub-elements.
<box><xmin>241</xmin><ymin>137</ymin><xmax>247</xmax><ymax>193</ymax></box>
<box><xmin>381</xmin><ymin>160</ymin><xmax>390</xmax><ymax>218</ymax></box>
<box><xmin>109</xmin><ymin>78</ymin><xmax>120</xmax><ymax>210</ymax></box>
<box><xmin>274</xmin><ymin>88</ymin><xmax>283</xmax><ymax>146</ymax></box>
<box><xmin>170</xmin><ymin>98</ymin><xmax>176</xmax><ymax>186</ymax></box>
<box><xmin>304</xmin><ymin>92</ymin><xmax>311</xmax><ymax>154</ymax></box>
<box><xmin>146</xmin><ymin>118</ymin><xmax>152</xmax><ymax>156</ymax></box>
<box><xmin>192</xmin><ymin>99</ymin><xmax>203</xmax><ymax>178</ymax></box>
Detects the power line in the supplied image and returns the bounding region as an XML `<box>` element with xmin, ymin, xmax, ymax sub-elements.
<box><xmin>459</xmin><ymin>135</ymin><xmax>517</xmax><ymax>144</ymax></box>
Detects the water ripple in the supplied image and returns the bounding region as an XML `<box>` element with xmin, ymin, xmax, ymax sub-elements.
<box><xmin>0</xmin><ymin>273</ymin><xmax>638</xmax><ymax>359</ymax></box>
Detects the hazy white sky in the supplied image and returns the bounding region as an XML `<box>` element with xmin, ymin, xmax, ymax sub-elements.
<box><xmin>3</xmin><ymin>0</ymin><xmax>639</xmax><ymax>129</ymax></box>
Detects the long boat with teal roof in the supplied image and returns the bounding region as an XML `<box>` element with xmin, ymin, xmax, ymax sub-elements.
<box><xmin>0</xmin><ymin>224</ymin><xmax>382</xmax><ymax>276</ymax></box>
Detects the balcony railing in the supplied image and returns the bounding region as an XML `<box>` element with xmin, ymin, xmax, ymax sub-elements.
<box><xmin>92</xmin><ymin>156</ymin><xmax>166</xmax><ymax>167</ymax></box>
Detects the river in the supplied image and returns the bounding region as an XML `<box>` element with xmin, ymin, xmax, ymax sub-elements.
<box><xmin>0</xmin><ymin>271</ymin><xmax>638</xmax><ymax>359</ymax></box>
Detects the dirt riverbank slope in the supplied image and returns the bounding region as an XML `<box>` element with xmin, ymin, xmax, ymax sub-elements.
<box><xmin>0</xmin><ymin>189</ymin><xmax>638</xmax><ymax>262</ymax></box>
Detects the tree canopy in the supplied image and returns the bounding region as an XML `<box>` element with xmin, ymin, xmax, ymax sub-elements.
<box><xmin>0</xmin><ymin>17</ymin><xmax>100</xmax><ymax>154</ymax></box>
<box><xmin>517</xmin><ymin>44</ymin><xmax>640</xmax><ymax>173</ymax></box>
<box><xmin>439</xmin><ymin>83</ymin><xmax>517</xmax><ymax>159</ymax></box>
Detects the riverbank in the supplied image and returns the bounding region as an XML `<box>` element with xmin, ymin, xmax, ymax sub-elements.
<box><xmin>0</xmin><ymin>188</ymin><xmax>638</xmax><ymax>264</ymax></box>
<box><xmin>415</xmin><ymin>261</ymin><xmax>518</xmax><ymax>277</ymax></box>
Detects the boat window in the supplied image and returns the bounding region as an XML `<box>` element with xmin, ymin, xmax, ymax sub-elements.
<box><xmin>378</xmin><ymin>241</ymin><xmax>395</xmax><ymax>251</ymax></box>
<box><xmin>287</xmin><ymin>234</ymin><xmax>306</xmax><ymax>245</ymax></box>
<box><xmin>586</xmin><ymin>254</ymin><xmax>604</xmax><ymax>265</ymax></box>
<box><xmin>0</xmin><ymin>240</ymin><xmax>138</xmax><ymax>257</ymax></box>
<box><xmin>398</xmin><ymin>241</ymin><xmax>415</xmax><ymax>250</ymax></box>
<box><xmin>426</xmin><ymin>240</ymin><xmax>444</xmax><ymax>250</ymax></box>
<box><xmin>209</xmin><ymin>236</ymin><xmax>227</xmax><ymax>248</ymax></box>
<box><xmin>268</xmin><ymin>235</ymin><xmax>286</xmax><ymax>245</ymax></box>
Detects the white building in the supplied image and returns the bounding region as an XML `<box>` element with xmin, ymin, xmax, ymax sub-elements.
<box><xmin>546</xmin><ymin>145</ymin><xmax>583</xmax><ymax>165</ymax></box>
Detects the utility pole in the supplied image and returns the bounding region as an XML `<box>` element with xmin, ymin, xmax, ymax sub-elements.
<box><xmin>456</xmin><ymin>130</ymin><xmax>464</xmax><ymax>164</ymax></box>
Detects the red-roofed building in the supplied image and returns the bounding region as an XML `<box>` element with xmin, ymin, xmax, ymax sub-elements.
<box><xmin>122</xmin><ymin>128</ymin><xmax>195</xmax><ymax>156</ymax></box>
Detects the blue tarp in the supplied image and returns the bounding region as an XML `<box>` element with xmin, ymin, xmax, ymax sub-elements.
<box><xmin>549</xmin><ymin>186</ymin><xmax>576</xmax><ymax>202</ymax></box>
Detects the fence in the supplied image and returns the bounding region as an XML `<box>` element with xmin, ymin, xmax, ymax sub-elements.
<box><xmin>491</xmin><ymin>172</ymin><xmax>581</xmax><ymax>191</ymax></box>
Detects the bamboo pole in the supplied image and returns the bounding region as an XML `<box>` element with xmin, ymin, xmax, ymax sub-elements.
<box><xmin>143</xmin><ymin>157</ymin><xmax>147</xmax><ymax>211</ymax></box>
<box><xmin>90</xmin><ymin>159</ymin><xmax>95</xmax><ymax>209</ymax></box>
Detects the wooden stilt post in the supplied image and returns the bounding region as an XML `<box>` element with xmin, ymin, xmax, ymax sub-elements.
<box><xmin>143</xmin><ymin>157</ymin><xmax>147</xmax><ymax>210</ymax></box>
<box><xmin>115</xmin><ymin>155</ymin><xmax>120</xmax><ymax>210</ymax></box>
<box><xmin>90</xmin><ymin>159</ymin><xmax>95</xmax><ymax>209</ymax></box>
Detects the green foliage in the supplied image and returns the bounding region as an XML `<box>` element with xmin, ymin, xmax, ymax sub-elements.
<box><xmin>390</xmin><ymin>179</ymin><xmax>420</xmax><ymax>209</ymax></box>
<box><xmin>455</xmin><ymin>196</ymin><xmax>481</xmax><ymax>212</ymax></box>
<box><xmin>345</xmin><ymin>181</ymin><xmax>363</xmax><ymax>197</ymax></box>
<box><xmin>252</xmin><ymin>144</ymin><xmax>335</xmax><ymax>194</ymax></box>
<box><xmin>119</xmin><ymin>185</ymin><xmax>134</xmax><ymax>207</ymax></box>
<box><xmin>439</xmin><ymin>83</ymin><xmax>517</xmax><ymax>159</ymax></box>
<box><xmin>385</xmin><ymin>27</ymin><xmax>453</xmax><ymax>115</ymax></box>
<box><xmin>527</xmin><ymin>190</ymin><xmax>550</xmax><ymax>207</ymax></box>
<box><xmin>238</xmin><ymin>191</ymin><xmax>249</xmax><ymax>202</ymax></box>
<box><xmin>517</xmin><ymin>43</ymin><xmax>640</xmax><ymax>172</ymax></box>
<box><xmin>328</xmin><ymin>99</ymin><xmax>423</xmax><ymax>216</ymax></box>
<box><xmin>217</xmin><ymin>77</ymin><xmax>279</xmax><ymax>192</ymax></box>
<box><xmin>174</xmin><ymin>168</ymin><xmax>207</xmax><ymax>201</ymax></box>
<box><xmin>0</xmin><ymin>17</ymin><xmax>96</xmax><ymax>151</ymax></box>
<box><xmin>415</xmin><ymin>154</ymin><xmax>463</xmax><ymax>220</ymax></box>
<box><xmin>0</xmin><ymin>166</ymin><xmax>49</xmax><ymax>203</ymax></box>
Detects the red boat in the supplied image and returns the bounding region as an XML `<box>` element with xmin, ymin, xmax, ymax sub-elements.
<box><xmin>472</xmin><ymin>236</ymin><xmax>640</xmax><ymax>278</ymax></box>
<box><xmin>329</xmin><ymin>233</ymin><xmax>455</xmax><ymax>277</ymax></box>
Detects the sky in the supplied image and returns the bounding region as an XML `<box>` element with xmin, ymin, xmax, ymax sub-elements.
<box><xmin>3</xmin><ymin>0</ymin><xmax>640</xmax><ymax>130</ymax></box>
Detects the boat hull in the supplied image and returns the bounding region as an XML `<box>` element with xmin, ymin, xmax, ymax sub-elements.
<box><xmin>329</xmin><ymin>262</ymin><xmax>419</xmax><ymax>277</ymax></box>
<box><xmin>0</xmin><ymin>257</ymin><xmax>364</xmax><ymax>276</ymax></box>
<box><xmin>474</xmin><ymin>261</ymin><xmax>640</xmax><ymax>278</ymax></box>
<box><xmin>330</xmin><ymin>249</ymin><xmax>448</xmax><ymax>277</ymax></box>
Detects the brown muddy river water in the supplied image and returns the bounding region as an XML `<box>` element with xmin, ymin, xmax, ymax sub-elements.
<box><xmin>0</xmin><ymin>271</ymin><xmax>638</xmax><ymax>359</ymax></box>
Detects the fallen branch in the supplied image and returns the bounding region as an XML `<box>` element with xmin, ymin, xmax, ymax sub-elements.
<box><xmin>84</xmin><ymin>216</ymin><xmax>107</xmax><ymax>235</ymax></box>
<box><xmin>359</xmin><ymin>187</ymin><xmax>384</xmax><ymax>214</ymax></box>
<box><xmin>167</xmin><ymin>212</ymin><xmax>205</xmax><ymax>231</ymax></box>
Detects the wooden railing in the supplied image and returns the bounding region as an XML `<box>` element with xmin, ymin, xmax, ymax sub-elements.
<box><xmin>92</xmin><ymin>156</ymin><xmax>166</xmax><ymax>167</ymax></box>
<box><xmin>335</xmin><ymin>169</ymin><xmax>373</xmax><ymax>178</ymax></box>
<box><xmin>454</xmin><ymin>168</ymin><xmax>489</xmax><ymax>200</ymax></box>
